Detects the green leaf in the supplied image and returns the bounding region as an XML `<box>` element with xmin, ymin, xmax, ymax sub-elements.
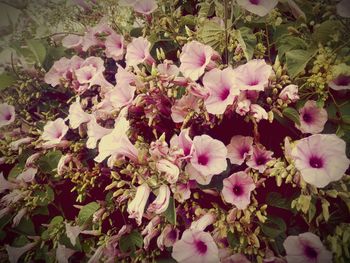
<box><xmin>0</xmin><ymin>73</ymin><xmax>16</xmax><ymax>90</ymax></box>
<box><xmin>37</xmin><ymin>150</ymin><xmax>62</xmax><ymax>175</ymax></box>
<box><xmin>266</xmin><ymin>192</ymin><xmax>291</xmax><ymax>210</ymax></box>
<box><xmin>227</xmin><ymin>231</ymin><xmax>239</xmax><ymax>248</ymax></box>
<box><xmin>164</xmin><ymin>197</ymin><xmax>176</xmax><ymax>225</ymax></box>
<box><xmin>78</xmin><ymin>202</ymin><xmax>100</xmax><ymax>226</ymax></box>
<box><xmin>260</xmin><ymin>216</ymin><xmax>286</xmax><ymax>238</ymax></box>
<box><xmin>282</xmin><ymin>107</ymin><xmax>300</xmax><ymax>125</ymax></box>
<box><xmin>14</xmin><ymin>217</ymin><xmax>35</xmax><ymax>236</ymax></box>
<box><xmin>198</xmin><ymin>20</ymin><xmax>225</xmax><ymax>51</ymax></box>
<box><xmin>119</xmin><ymin>230</ymin><xmax>143</xmax><ymax>253</ymax></box>
<box><xmin>285</xmin><ymin>48</ymin><xmax>317</xmax><ymax>78</ymax></box>
<box><xmin>35</xmin><ymin>185</ymin><xmax>55</xmax><ymax>206</ymax></box>
<box><xmin>8</xmin><ymin>164</ymin><xmax>24</xmax><ymax>179</ymax></box>
<box><xmin>276</xmin><ymin>36</ymin><xmax>307</xmax><ymax>58</ymax></box>
<box><xmin>26</xmin><ymin>39</ymin><xmax>46</xmax><ymax>64</ymax></box>
<box><xmin>235</xmin><ymin>27</ymin><xmax>257</xmax><ymax>60</ymax></box>
<box><xmin>308</xmin><ymin>201</ymin><xmax>317</xmax><ymax>222</ymax></box>
<box><xmin>312</xmin><ymin>20</ymin><xmax>342</xmax><ymax>44</ymax></box>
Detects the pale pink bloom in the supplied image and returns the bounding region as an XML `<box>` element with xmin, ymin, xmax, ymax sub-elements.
<box><xmin>283</xmin><ymin>232</ymin><xmax>332</xmax><ymax>263</ymax></box>
<box><xmin>222</xmin><ymin>171</ymin><xmax>255</xmax><ymax>210</ymax></box>
<box><xmin>172</xmin><ymin>229</ymin><xmax>220</xmax><ymax>263</ymax></box>
<box><xmin>227</xmin><ymin>135</ymin><xmax>253</xmax><ymax>165</ymax></box>
<box><xmin>57</xmin><ymin>154</ymin><xmax>72</xmax><ymax>176</ymax></box>
<box><xmin>42</xmin><ymin>118</ymin><xmax>69</xmax><ymax>147</ymax></box>
<box><xmin>86</xmin><ymin>116</ymin><xmax>112</xmax><ymax>149</ymax></box>
<box><xmin>223</xmin><ymin>253</ymin><xmax>251</xmax><ymax>263</ymax></box>
<box><xmin>148</xmin><ymin>185</ymin><xmax>170</xmax><ymax>214</ymax></box>
<box><xmin>0</xmin><ymin>172</ymin><xmax>17</xmax><ymax>194</ymax></box>
<box><xmin>0</xmin><ymin>207</ymin><xmax>11</xmax><ymax>219</ymax></box>
<box><xmin>56</xmin><ymin>243</ymin><xmax>76</xmax><ymax>263</ymax></box>
<box><xmin>279</xmin><ymin>84</ymin><xmax>299</xmax><ymax>102</ymax></box>
<box><xmin>179</xmin><ymin>41</ymin><xmax>217</xmax><ymax>81</ymax></box>
<box><xmin>125</xmin><ymin>37</ymin><xmax>155</xmax><ymax>66</ymax></box>
<box><xmin>127</xmin><ymin>183</ymin><xmax>151</xmax><ymax>225</ymax></box>
<box><xmin>0</xmin><ymin>103</ymin><xmax>15</xmax><ymax>128</ymax></box>
<box><xmin>236</xmin><ymin>99</ymin><xmax>251</xmax><ymax>116</ymax></box>
<box><xmin>157</xmin><ymin>60</ymin><xmax>179</xmax><ymax>77</ymax></box>
<box><xmin>62</xmin><ymin>34</ymin><xmax>83</xmax><ymax>50</ymax></box>
<box><xmin>171</xmin><ymin>94</ymin><xmax>200</xmax><ymax>123</ymax></box>
<box><xmin>6</xmin><ymin>242</ymin><xmax>37</xmax><ymax>263</ymax></box>
<box><xmin>329</xmin><ymin>74</ymin><xmax>350</xmax><ymax>90</ymax></box>
<box><xmin>94</xmin><ymin>117</ymin><xmax>138</xmax><ymax>165</ymax></box>
<box><xmin>105</xmin><ymin>32</ymin><xmax>125</xmax><ymax>61</ymax></box>
<box><xmin>237</xmin><ymin>0</ymin><xmax>278</xmax><ymax>17</ymax></box>
<box><xmin>291</xmin><ymin>134</ymin><xmax>349</xmax><ymax>188</ymax></box>
<box><xmin>17</xmin><ymin>167</ymin><xmax>37</xmax><ymax>182</ymax></box>
<box><xmin>115</xmin><ymin>64</ymin><xmax>137</xmax><ymax>86</ymax></box>
<box><xmin>65</xmin><ymin>222</ymin><xmax>82</xmax><ymax>246</ymax></box>
<box><xmin>25</xmin><ymin>152</ymin><xmax>41</xmax><ymax>168</ymax></box>
<box><xmin>75</xmin><ymin>56</ymin><xmax>108</xmax><ymax>89</ymax></box>
<box><xmin>81</xmin><ymin>21</ymin><xmax>113</xmax><ymax>51</ymax></box>
<box><xmin>286</xmin><ymin>0</ymin><xmax>306</xmax><ymax>20</ymax></box>
<box><xmin>10</xmin><ymin>137</ymin><xmax>33</xmax><ymax>151</ymax></box>
<box><xmin>186</xmin><ymin>162</ymin><xmax>216</xmax><ymax>185</ymax></box>
<box><xmin>188</xmin><ymin>82</ymin><xmax>210</xmax><ymax>99</ymax></box>
<box><xmin>284</xmin><ymin>137</ymin><xmax>293</xmax><ymax>162</ymax></box>
<box><xmin>133</xmin><ymin>0</ymin><xmax>158</xmax><ymax>15</ymax></box>
<box><xmin>246</xmin><ymin>146</ymin><xmax>273</xmax><ymax>173</ymax></box>
<box><xmin>156</xmin><ymin>159</ymin><xmax>180</xmax><ymax>184</ymax></box>
<box><xmin>297</xmin><ymin>100</ymin><xmax>327</xmax><ymax>134</ymax></box>
<box><xmin>1</xmin><ymin>189</ymin><xmax>25</xmax><ymax>206</ymax></box>
<box><xmin>190</xmin><ymin>134</ymin><xmax>227</xmax><ymax>176</ymax></box>
<box><xmin>68</xmin><ymin>98</ymin><xmax>91</xmax><ymax>129</ymax></box>
<box><xmin>250</xmin><ymin>104</ymin><xmax>268</xmax><ymax>122</ymax></box>
<box><xmin>157</xmin><ymin>225</ymin><xmax>179</xmax><ymax>250</ymax></box>
<box><xmin>12</xmin><ymin>207</ymin><xmax>27</xmax><ymax>227</ymax></box>
<box><xmin>144</xmin><ymin>228</ymin><xmax>160</xmax><ymax>250</ymax></box>
<box><xmin>170</xmin><ymin>128</ymin><xmax>194</xmax><ymax>159</ymax></box>
<box><xmin>44</xmin><ymin>57</ymin><xmax>71</xmax><ymax>86</ymax></box>
<box><xmin>203</xmin><ymin>67</ymin><xmax>239</xmax><ymax>114</ymax></box>
<box><xmin>234</xmin><ymin>59</ymin><xmax>272</xmax><ymax>91</ymax></box>
<box><xmin>149</xmin><ymin>139</ymin><xmax>169</xmax><ymax>160</ymax></box>
<box><xmin>172</xmin><ymin>181</ymin><xmax>192</xmax><ymax>203</ymax></box>
<box><xmin>190</xmin><ymin>213</ymin><xmax>216</xmax><ymax>231</ymax></box>
<box><xmin>337</xmin><ymin>0</ymin><xmax>350</xmax><ymax>18</ymax></box>
<box><xmin>107</xmin><ymin>84</ymin><xmax>136</xmax><ymax>109</ymax></box>
<box><xmin>142</xmin><ymin>216</ymin><xmax>161</xmax><ymax>250</ymax></box>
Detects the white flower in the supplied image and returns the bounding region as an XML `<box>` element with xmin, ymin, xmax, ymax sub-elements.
<box><xmin>127</xmin><ymin>183</ymin><xmax>151</xmax><ymax>225</ymax></box>
<box><xmin>68</xmin><ymin>98</ymin><xmax>91</xmax><ymax>129</ymax></box>
<box><xmin>0</xmin><ymin>103</ymin><xmax>15</xmax><ymax>128</ymax></box>
<box><xmin>42</xmin><ymin>118</ymin><xmax>69</xmax><ymax>147</ymax></box>
<box><xmin>147</xmin><ymin>185</ymin><xmax>171</xmax><ymax>214</ymax></box>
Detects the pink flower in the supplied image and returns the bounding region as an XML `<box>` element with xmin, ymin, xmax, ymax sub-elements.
<box><xmin>223</xmin><ymin>253</ymin><xmax>251</xmax><ymax>263</ymax></box>
<box><xmin>41</xmin><ymin>118</ymin><xmax>69</xmax><ymax>147</ymax></box>
<box><xmin>12</xmin><ymin>207</ymin><xmax>27</xmax><ymax>227</ymax></box>
<box><xmin>191</xmin><ymin>135</ymin><xmax>227</xmax><ymax>177</ymax></box>
<box><xmin>186</xmin><ymin>163</ymin><xmax>215</xmax><ymax>185</ymax></box>
<box><xmin>10</xmin><ymin>137</ymin><xmax>33</xmax><ymax>151</ymax></box>
<box><xmin>190</xmin><ymin>213</ymin><xmax>216</xmax><ymax>231</ymax></box>
<box><xmin>233</xmin><ymin>59</ymin><xmax>272</xmax><ymax>91</ymax></box>
<box><xmin>16</xmin><ymin>167</ymin><xmax>37</xmax><ymax>182</ymax></box>
<box><xmin>157</xmin><ymin>60</ymin><xmax>179</xmax><ymax>77</ymax></box>
<box><xmin>75</xmin><ymin>56</ymin><xmax>109</xmax><ymax>89</ymax></box>
<box><xmin>250</xmin><ymin>104</ymin><xmax>268</xmax><ymax>122</ymax></box>
<box><xmin>237</xmin><ymin>0</ymin><xmax>278</xmax><ymax>17</ymax></box>
<box><xmin>107</xmin><ymin>84</ymin><xmax>136</xmax><ymax>109</ymax></box>
<box><xmin>170</xmin><ymin>128</ymin><xmax>194</xmax><ymax>159</ymax></box>
<box><xmin>133</xmin><ymin>0</ymin><xmax>158</xmax><ymax>15</ymax></box>
<box><xmin>105</xmin><ymin>32</ymin><xmax>125</xmax><ymax>61</ymax></box>
<box><xmin>203</xmin><ymin>67</ymin><xmax>240</xmax><ymax>114</ymax></box>
<box><xmin>246</xmin><ymin>146</ymin><xmax>273</xmax><ymax>173</ymax></box>
<box><xmin>279</xmin><ymin>84</ymin><xmax>299</xmax><ymax>102</ymax></box>
<box><xmin>81</xmin><ymin>21</ymin><xmax>113</xmax><ymax>51</ymax></box>
<box><xmin>94</xmin><ymin>117</ymin><xmax>138</xmax><ymax>165</ymax></box>
<box><xmin>147</xmin><ymin>185</ymin><xmax>170</xmax><ymax>214</ymax></box>
<box><xmin>157</xmin><ymin>225</ymin><xmax>179</xmax><ymax>250</ymax></box>
<box><xmin>6</xmin><ymin>241</ymin><xmax>37</xmax><ymax>263</ymax></box>
<box><xmin>57</xmin><ymin>154</ymin><xmax>72</xmax><ymax>176</ymax></box>
<box><xmin>227</xmin><ymin>135</ymin><xmax>253</xmax><ymax>165</ymax></box>
<box><xmin>337</xmin><ymin>0</ymin><xmax>350</xmax><ymax>18</ymax></box>
<box><xmin>172</xmin><ymin>181</ymin><xmax>192</xmax><ymax>203</ymax></box>
<box><xmin>283</xmin><ymin>232</ymin><xmax>332</xmax><ymax>263</ymax></box>
<box><xmin>56</xmin><ymin>243</ymin><xmax>76</xmax><ymax>263</ymax></box>
<box><xmin>156</xmin><ymin>159</ymin><xmax>180</xmax><ymax>184</ymax></box>
<box><xmin>329</xmin><ymin>74</ymin><xmax>350</xmax><ymax>90</ymax></box>
<box><xmin>149</xmin><ymin>139</ymin><xmax>169</xmax><ymax>160</ymax></box>
<box><xmin>127</xmin><ymin>183</ymin><xmax>151</xmax><ymax>225</ymax></box>
<box><xmin>68</xmin><ymin>99</ymin><xmax>91</xmax><ymax>129</ymax></box>
<box><xmin>44</xmin><ymin>57</ymin><xmax>71</xmax><ymax>86</ymax></box>
<box><xmin>236</xmin><ymin>99</ymin><xmax>251</xmax><ymax>116</ymax></box>
<box><xmin>172</xmin><ymin>229</ymin><xmax>220</xmax><ymax>263</ymax></box>
<box><xmin>222</xmin><ymin>171</ymin><xmax>255</xmax><ymax>210</ymax></box>
<box><xmin>171</xmin><ymin>94</ymin><xmax>200</xmax><ymax>123</ymax></box>
<box><xmin>291</xmin><ymin>134</ymin><xmax>349</xmax><ymax>188</ymax></box>
<box><xmin>125</xmin><ymin>37</ymin><xmax>155</xmax><ymax>66</ymax></box>
<box><xmin>62</xmin><ymin>34</ymin><xmax>83</xmax><ymax>50</ymax></box>
<box><xmin>86</xmin><ymin>116</ymin><xmax>112</xmax><ymax>149</ymax></box>
<box><xmin>65</xmin><ymin>222</ymin><xmax>82</xmax><ymax>246</ymax></box>
<box><xmin>179</xmin><ymin>41</ymin><xmax>217</xmax><ymax>81</ymax></box>
<box><xmin>0</xmin><ymin>103</ymin><xmax>15</xmax><ymax>128</ymax></box>
<box><xmin>0</xmin><ymin>172</ymin><xmax>17</xmax><ymax>194</ymax></box>
<box><xmin>297</xmin><ymin>100</ymin><xmax>327</xmax><ymax>134</ymax></box>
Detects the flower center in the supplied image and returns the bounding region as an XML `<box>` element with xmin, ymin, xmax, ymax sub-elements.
<box><xmin>168</xmin><ymin>229</ymin><xmax>177</xmax><ymax>241</ymax></box>
<box><xmin>304</xmin><ymin>245</ymin><xmax>318</xmax><ymax>259</ymax></box>
<box><xmin>232</xmin><ymin>185</ymin><xmax>243</xmax><ymax>196</ymax></box>
<box><xmin>55</xmin><ymin>131</ymin><xmax>62</xmax><ymax>139</ymax></box>
<box><xmin>198</xmin><ymin>154</ymin><xmax>209</xmax><ymax>166</ymax></box>
<box><xmin>248</xmin><ymin>79</ymin><xmax>259</xmax><ymax>86</ymax></box>
<box><xmin>198</xmin><ymin>53</ymin><xmax>207</xmax><ymax>67</ymax></box>
<box><xmin>4</xmin><ymin>113</ymin><xmax>12</xmax><ymax>121</ymax></box>
<box><xmin>302</xmin><ymin>112</ymin><xmax>313</xmax><ymax>123</ymax></box>
<box><xmin>309</xmin><ymin>156</ymin><xmax>323</xmax><ymax>169</ymax></box>
<box><xmin>240</xmin><ymin>147</ymin><xmax>250</xmax><ymax>158</ymax></box>
<box><xmin>195</xmin><ymin>240</ymin><xmax>207</xmax><ymax>254</ymax></box>
<box><xmin>249</xmin><ymin>0</ymin><xmax>260</xmax><ymax>4</ymax></box>
<box><xmin>220</xmin><ymin>88</ymin><xmax>230</xmax><ymax>101</ymax></box>
<box><xmin>255</xmin><ymin>156</ymin><xmax>266</xmax><ymax>165</ymax></box>
<box><xmin>334</xmin><ymin>75</ymin><xmax>350</xmax><ymax>86</ymax></box>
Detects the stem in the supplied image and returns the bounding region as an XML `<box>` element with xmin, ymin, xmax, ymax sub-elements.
<box><xmin>265</xmin><ymin>23</ymin><xmax>272</xmax><ymax>63</ymax></box>
<box><xmin>224</xmin><ymin>0</ymin><xmax>229</xmax><ymax>64</ymax></box>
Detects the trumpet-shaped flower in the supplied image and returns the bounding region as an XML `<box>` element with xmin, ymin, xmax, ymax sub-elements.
<box><xmin>125</xmin><ymin>37</ymin><xmax>155</xmax><ymax>66</ymax></box>
<box><xmin>190</xmin><ymin>134</ymin><xmax>227</xmax><ymax>177</ymax></box>
<box><xmin>6</xmin><ymin>242</ymin><xmax>37</xmax><ymax>263</ymax></box>
<box><xmin>172</xmin><ymin>229</ymin><xmax>220</xmax><ymax>263</ymax></box>
<box><xmin>337</xmin><ymin>0</ymin><xmax>350</xmax><ymax>18</ymax></box>
<box><xmin>279</xmin><ymin>84</ymin><xmax>299</xmax><ymax>102</ymax></box>
<box><xmin>156</xmin><ymin>159</ymin><xmax>180</xmax><ymax>184</ymax></box>
<box><xmin>147</xmin><ymin>185</ymin><xmax>170</xmax><ymax>214</ymax></box>
<box><xmin>170</xmin><ymin>128</ymin><xmax>193</xmax><ymax>159</ymax></box>
<box><xmin>203</xmin><ymin>67</ymin><xmax>239</xmax><ymax>114</ymax></box>
<box><xmin>68</xmin><ymin>99</ymin><xmax>91</xmax><ymax>129</ymax></box>
<box><xmin>0</xmin><ymin>103</ymin><xmax>15</xmax><ymax>128</ymax></box>
<box><xmin>222</xmin><ymin>171</ymin><xmax>256</xmax><ymax>210</ymax></box>
<box><xmin>133</xmin><ymin>0</ymin><xmax>158</xmax><ymax>15</ymax></box>
<box><xmin>283</xmin><ymin>232</ymin><xmax>332</xmax><ymax>263</ymax></box>
<box><xmin>297</xmin><ymin>100</ymin><xmax>327</xmax><ymax>134</ymax></box>
<box><xmin>233</xmin><ymin>59</ymin><xmax>272</xmax><ymax>91</ymax></box>
<box><xmin>86</xmin><ymin>116</ymin><xmax>112</xmax><ymax>149</ymax></box>
<box><xmin>127</xmin><ymin>183</ymin><xmax>151</xmax><ymax>225</ymax></box>
<box><xmin>41</xmin><ymin>118</ymin><xmax>69</xmax><ymax>147</ymax></box>
<box><xmin>237</xmin><ymin>0</ymin><xmax>278</xmax><ymax>17</ymax></box>
<box><xmin>250</xmin><ymin>104</ymin><xmax>268</xmax><ymax>122</ymax></box>
<box><xmin>246</xmin><ymin>146</ymin><xmax>273</xmax><ymax>173</ymax></box>
<box><xmin>157</xmin><ymin>225</ymin><xmax>179</xmax><ymax>250</ymax></box>
<box><xmin>171</xmin><ymin>94</ymin><xmax>200</xmax><ymax>123</ymax></box>
<box><xmin>107</xmin><ymin>84</ymin><xmax>136</xmax><ymax>109</ymax></box>
<box><xmin>227</xmin><ymin>135</ymin><xmax>253</xmax><ymax>165</ymax></box>
<box><xmin>291</xmin><ymin>134</ymin><xmax>349</xmax><ymax>188</ymax></box>
<box><xmin>105</xmin><ymin>32</ymin><xmax>125</xmax><ymax>61</ymax></box>
<box><xmin>179</xmin><ymin>41</ymin><xmax>216</xmax><ymax>81</ymax></box>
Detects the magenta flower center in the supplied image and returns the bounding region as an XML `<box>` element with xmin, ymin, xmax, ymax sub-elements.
<box><xmin>255</xmin><ymin>155</ymin><xmax>267</xmax><ymax>165</ymax></box>
<box><xmin>195</xmin><ymin>240</ymin><xmax>207</xmax><ymax>254</ymax></box>
<box><xmin>309</xmin><ymin>156</ymin><xmax>323</xmax><ymax>169</ymax></box>
<box><xmin>249</xmin><ymin>0</ymin><xmax>260</xmax><ymax>5</ymax></box>
<box><xmin>334</xmin><ymin>75</ymin><xmax>350</xmax><ymax>86</ymax></box>
<box><xmin>168</xmin><ymin>229</ymin><xmax>177</xmax><ymax>241</ymax></box>
<box><xmin>4</xmin><ymin>113</ymin><xmax>12</xmax><ymax>121</ymax></box>
<box><xmin>248</xmin><ymin>79</ymin><xmax>259</xmax><ymax>86</ymax></box>
<box><xmin>220</xmin><ymin>88</ymin><xmax>230</xmax><ymax>101</ymax></box>
<box><xmin>304</xmin><ymin>245</ymin><xmax>318</xmax><ymax>259</ymax></box>
<box><xmin>197</xmin><ymin>154</ymin><xmax>209</xmax><ymax>165</ymax></box>
<box><xmin>55</xmin><ymin>131</ymin><xmax>62</xmax><ymax>139</ymax></box>
<box><xmin>302</xmin><ymin>112</ymin><xmax>313</xmax><ymax>123</ymax></box>
<box><xmin>198</xmin><ymin>53</ymin><xmax>207</xmax><ymax>67</ymax></box>
<box><xmin>232</xmin><ymin>185</ymin><xmax>243</xmax><ymax>196</ymax></box>
<box><xmin>239</xmin><ymin>147</ymin><xmax>250</xmax><ymax>158</ymax></box>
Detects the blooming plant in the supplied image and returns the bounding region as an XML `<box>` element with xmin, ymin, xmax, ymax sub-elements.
<box><xmin>0</xmin><ymin>0</ymin><xmax>350</xmax><ymax>262</ymax></box>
